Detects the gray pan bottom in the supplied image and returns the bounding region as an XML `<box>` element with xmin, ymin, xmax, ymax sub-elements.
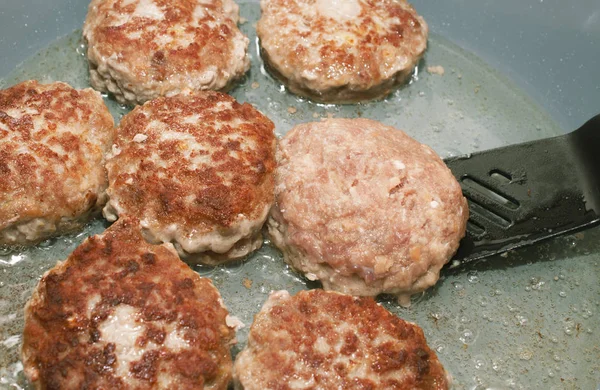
<box><xmin>0</xmin><ymin>4</ymin><xmax>598</xmax><ymax>390</ymax></box>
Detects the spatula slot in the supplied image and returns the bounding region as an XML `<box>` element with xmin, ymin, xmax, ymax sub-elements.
<box><xmin>466</xmin><ymin>220</ymin><xmax>486</xmax><ymax>237</ymax></box>
<box><xmin>489</xmin><ymin>169</ymin><xmax>512</xmax><ymax>184</ymax></box>
<box><xmin>465</xmin><ymin>196</ymin><xmax>512</xmax><ymax>228</ymax></box>
<box><xmin>462</xmin><ymin>176</ymin><xmax>520</xmax><ymax>210</ymax></box>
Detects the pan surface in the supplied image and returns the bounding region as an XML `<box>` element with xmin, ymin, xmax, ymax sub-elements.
<box><xmin>0</xmin><ymin>1</ymin><xmax>599</xmax><ymax>389</ymax></box>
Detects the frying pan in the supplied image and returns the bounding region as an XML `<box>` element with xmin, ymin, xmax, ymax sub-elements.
<box><xmin>1</xmin><ymin>1</ymin><xmax>599</xmax><ymax>389</ymax></box>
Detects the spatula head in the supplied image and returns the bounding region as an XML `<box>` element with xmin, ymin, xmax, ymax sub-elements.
<box><xmin>444</xmin><ymin>114</ymin><xmax>600</xmax><ymax>266</ymax></box>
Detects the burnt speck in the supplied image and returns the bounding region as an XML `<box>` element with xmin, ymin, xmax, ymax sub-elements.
<box><xmin>142</xmin><ymin>252</ymin><xmax>156</xmax><ymax>265</ymax></box>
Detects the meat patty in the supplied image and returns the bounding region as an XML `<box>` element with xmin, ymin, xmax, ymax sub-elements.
<box><xmin>22</xmin><ymin>217</ymin><xmax>236</xmax><ymax>390</ymax></box>
<box><xmin>268</xmin><ymin>118</ymin><xmax>468</xmax><ymax>305</ymax></box>
<box><xmin>0</xmin><ymin>80</ymin><xmax>114</xmax><ymax>246</ymax></box>
<box><xmin>234</xmin><ymin>289</ymin><xmax>450</xmax><ymax>389</ymax></box>
<box><xmin>103</xmin><ymin>91</ymin><xmax>276</xmax><ymax>265</ymax></box>
<box><xmin>257</xmin><ymin>0</ymin><xmax>428</xmax><ymax>103</ymax></box>
<box><xmin>83</xmin><ymin>0</ymin><xmax>250</xmax><ymax>105</ymax></box>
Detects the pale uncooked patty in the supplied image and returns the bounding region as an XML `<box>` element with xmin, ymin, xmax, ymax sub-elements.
<box><xmin>234</xmin><ymin>289</ymin><xmax>450</xmax><ymax>389</ymax></box>
<box><xmin>22</xmin><ymin>217</ymin><xmax>236</xmax><ymax>390</ymax></box>
<box><xmin>83</xmin><ymin>0</ymin><xmax>250</xmax><ymax>105</ymax></box>
<box><xmin>0</xmin><ymin>80</ymin><xmax>114</xmax><ymax>246</ymax></box>
<box><xmin>103</xmin><ymin>91</ymin><xmax>276</xmax><ymax>265</ymax></box>
<box><xmin>257</xmin><ymin>0</ymin><xmax>428</xmax><ymax>103</ymax></box>
<box><xmin>268</xmin><ymin>118</ymin><xmax>468</xmax><ymax>305</ymax></box>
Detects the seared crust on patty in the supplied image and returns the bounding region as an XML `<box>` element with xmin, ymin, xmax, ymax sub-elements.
<box><xmin>83</xmin><ymin>0</ymin><xmax>250</xmax><ymax>105</ymax></box>
<box><xmin>0</xmin><ymin>80</ymin><xmax>114</xmax><ymax>246</ymax></box>
<box><xmin>268</xmin><ymin>119</ymin><xmax>468</xmax><ymax>305</ymax></box>
<box><xmin>22</xmin><ymin>217</ymin><xmax>235</xmax><ymax>390</ymax></box>
<box><xmin>257</xmin><ymin>0</ymin><xmax>428</xmax><ymax>103</ymax></box>
<box><xmin>103</xmin><ymin>91</ymin><xmax>276</xmax><ymax>264</ymax></box>
<box><xmin>234</xmin><ymin>289</ymin><xmax>450</xmax><ymax>389</ymax></box>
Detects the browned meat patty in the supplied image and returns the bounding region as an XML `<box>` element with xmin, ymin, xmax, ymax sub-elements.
<box><xmin>233</xmin><ymin>289</ymin><xmax>450</xmax><ymax>389</ymax></box>
<box><xmin>83</xmin><ymin>0</ymin><xmax>250</xmax><ymax>105</ymax></box>
<box><xmin>22</xmin><ymin>217</ymin><xmax>236</xmax><ymax>389</ymax></box>
<box><xmin>257</xmin><ymin>0</ymin><xmax>428</xmax><ymax>103</ymax></box>
<box><xmin>0</xmin><ymin>80</ymin><xmax>114</xmax><ymax>246</ymax></box>
<box><xmin>268</xmin><ymin>118</ymin><xmax>468</xmax><ymax>305</ymax></box>
<box><xmin>103</xmin><ymin>91</ymin><xmax>276</xmax><ymax>265</ymax></box>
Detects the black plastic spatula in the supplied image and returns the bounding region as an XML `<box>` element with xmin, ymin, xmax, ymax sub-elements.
<box><xmin>444</xmin><ymin>114</ymin><xmax>600</xmax><ymax>266</ymax></box>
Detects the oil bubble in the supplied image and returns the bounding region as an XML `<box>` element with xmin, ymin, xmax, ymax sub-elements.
<box><xmin>563</xmin><ymin>320</ymin><xmax>575</xmax><ymax>335</ymax></box>
<box><xmin>491</xmin><ymin>359</ymin><xmax>503</xmax><ymax>372</ymax></box>
<box><xmin>37</xmin><ymin>237</ymin><xmax>57</xmax><ymax>249</ymax></box>
<box><xmin>432</xmin><ymin>339</ymin><xmax>446</xmax><ymax>354</ymax></box>
<box><xmin>519</xmin><ymin>349</ymin><xmax>533</xmax><ymax>361</ymax></box>
<box><xmin>430</xmin><ymin>312</ymin><xmax>442</xmax><ymax>320</ymax></box>
<box><xmin>467</xmin><ymin>271</ymin><xmax>479</xmax><ymax>283</ymax></box>
<box><xmin>570</xmin><ymin>305</ymin><xmax>579</xmax><ymax>313</ymax></box>
<box><xmin>473</xmin><ymin>356</ymin><xmax>487</xmax><ymax>370</ymax></box>
<box><xmin>459</xmin><ymin>329</ymin><xmax>477</xmax><ymax>344</ymax></box>
<box><xmin>515</xmin><ymin>315</ymin><xmax>528</xmax><ymax>326</ymax></box>
<box><xmin>530</xmin><ymin>277</ymin><xmax>545</xmax><ymax>290</ymax></box>
<box><xmin>482</xmin><ymin>311</ymin><xmax>493</xmax><ymax>322</ymax></box>
<box><xmin>0</xmin><ymin>246</ymin><xmax>17</xmax><ymax>256</ymax></box>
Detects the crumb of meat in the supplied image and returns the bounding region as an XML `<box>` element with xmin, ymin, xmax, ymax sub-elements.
<box><xmin>251</xmin><ymin>82</ymin><xmax>260</xmax><ymax>89</ymax></box>
<box><xmin>243</xmin><ymin>278</ymin><xmax>253</xmax><ymax>289</ymax></box>
<box><xmin>133</xmin><ymin>134</ymin><xmax>147</xmax><ymax>143</ymax></box>
<box><xmin>110</xmin><ymin>144</ymin><xmax>121</xmax><ymax>156</ymax></box>
<box><xmin>287</xmin><ymin>106</ymin><xmax>297</xmax><ymax>114</ymax></box>
<box><xmin>239</xmin><ymin>17</ymin><xmax>247</xmax><ymax>24</ymax></box>
<box><xmin>427</xmin><ymin>65</ymin><xmax>445</xmax><ymax>75</ymax></box>
<box><xmin>305</xmin><ymin>273</ymin><xmax>318</xmax><ymax>281</ymax></box>
<box><xmin>226</xmin><ymin>315</ymin><xmax>245</xmax><ymax>331</ymax></box>
<box><xmin>312</xmin><ymin>112</ymin><xmax>319</xmax><ymax>118</ymax></box>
